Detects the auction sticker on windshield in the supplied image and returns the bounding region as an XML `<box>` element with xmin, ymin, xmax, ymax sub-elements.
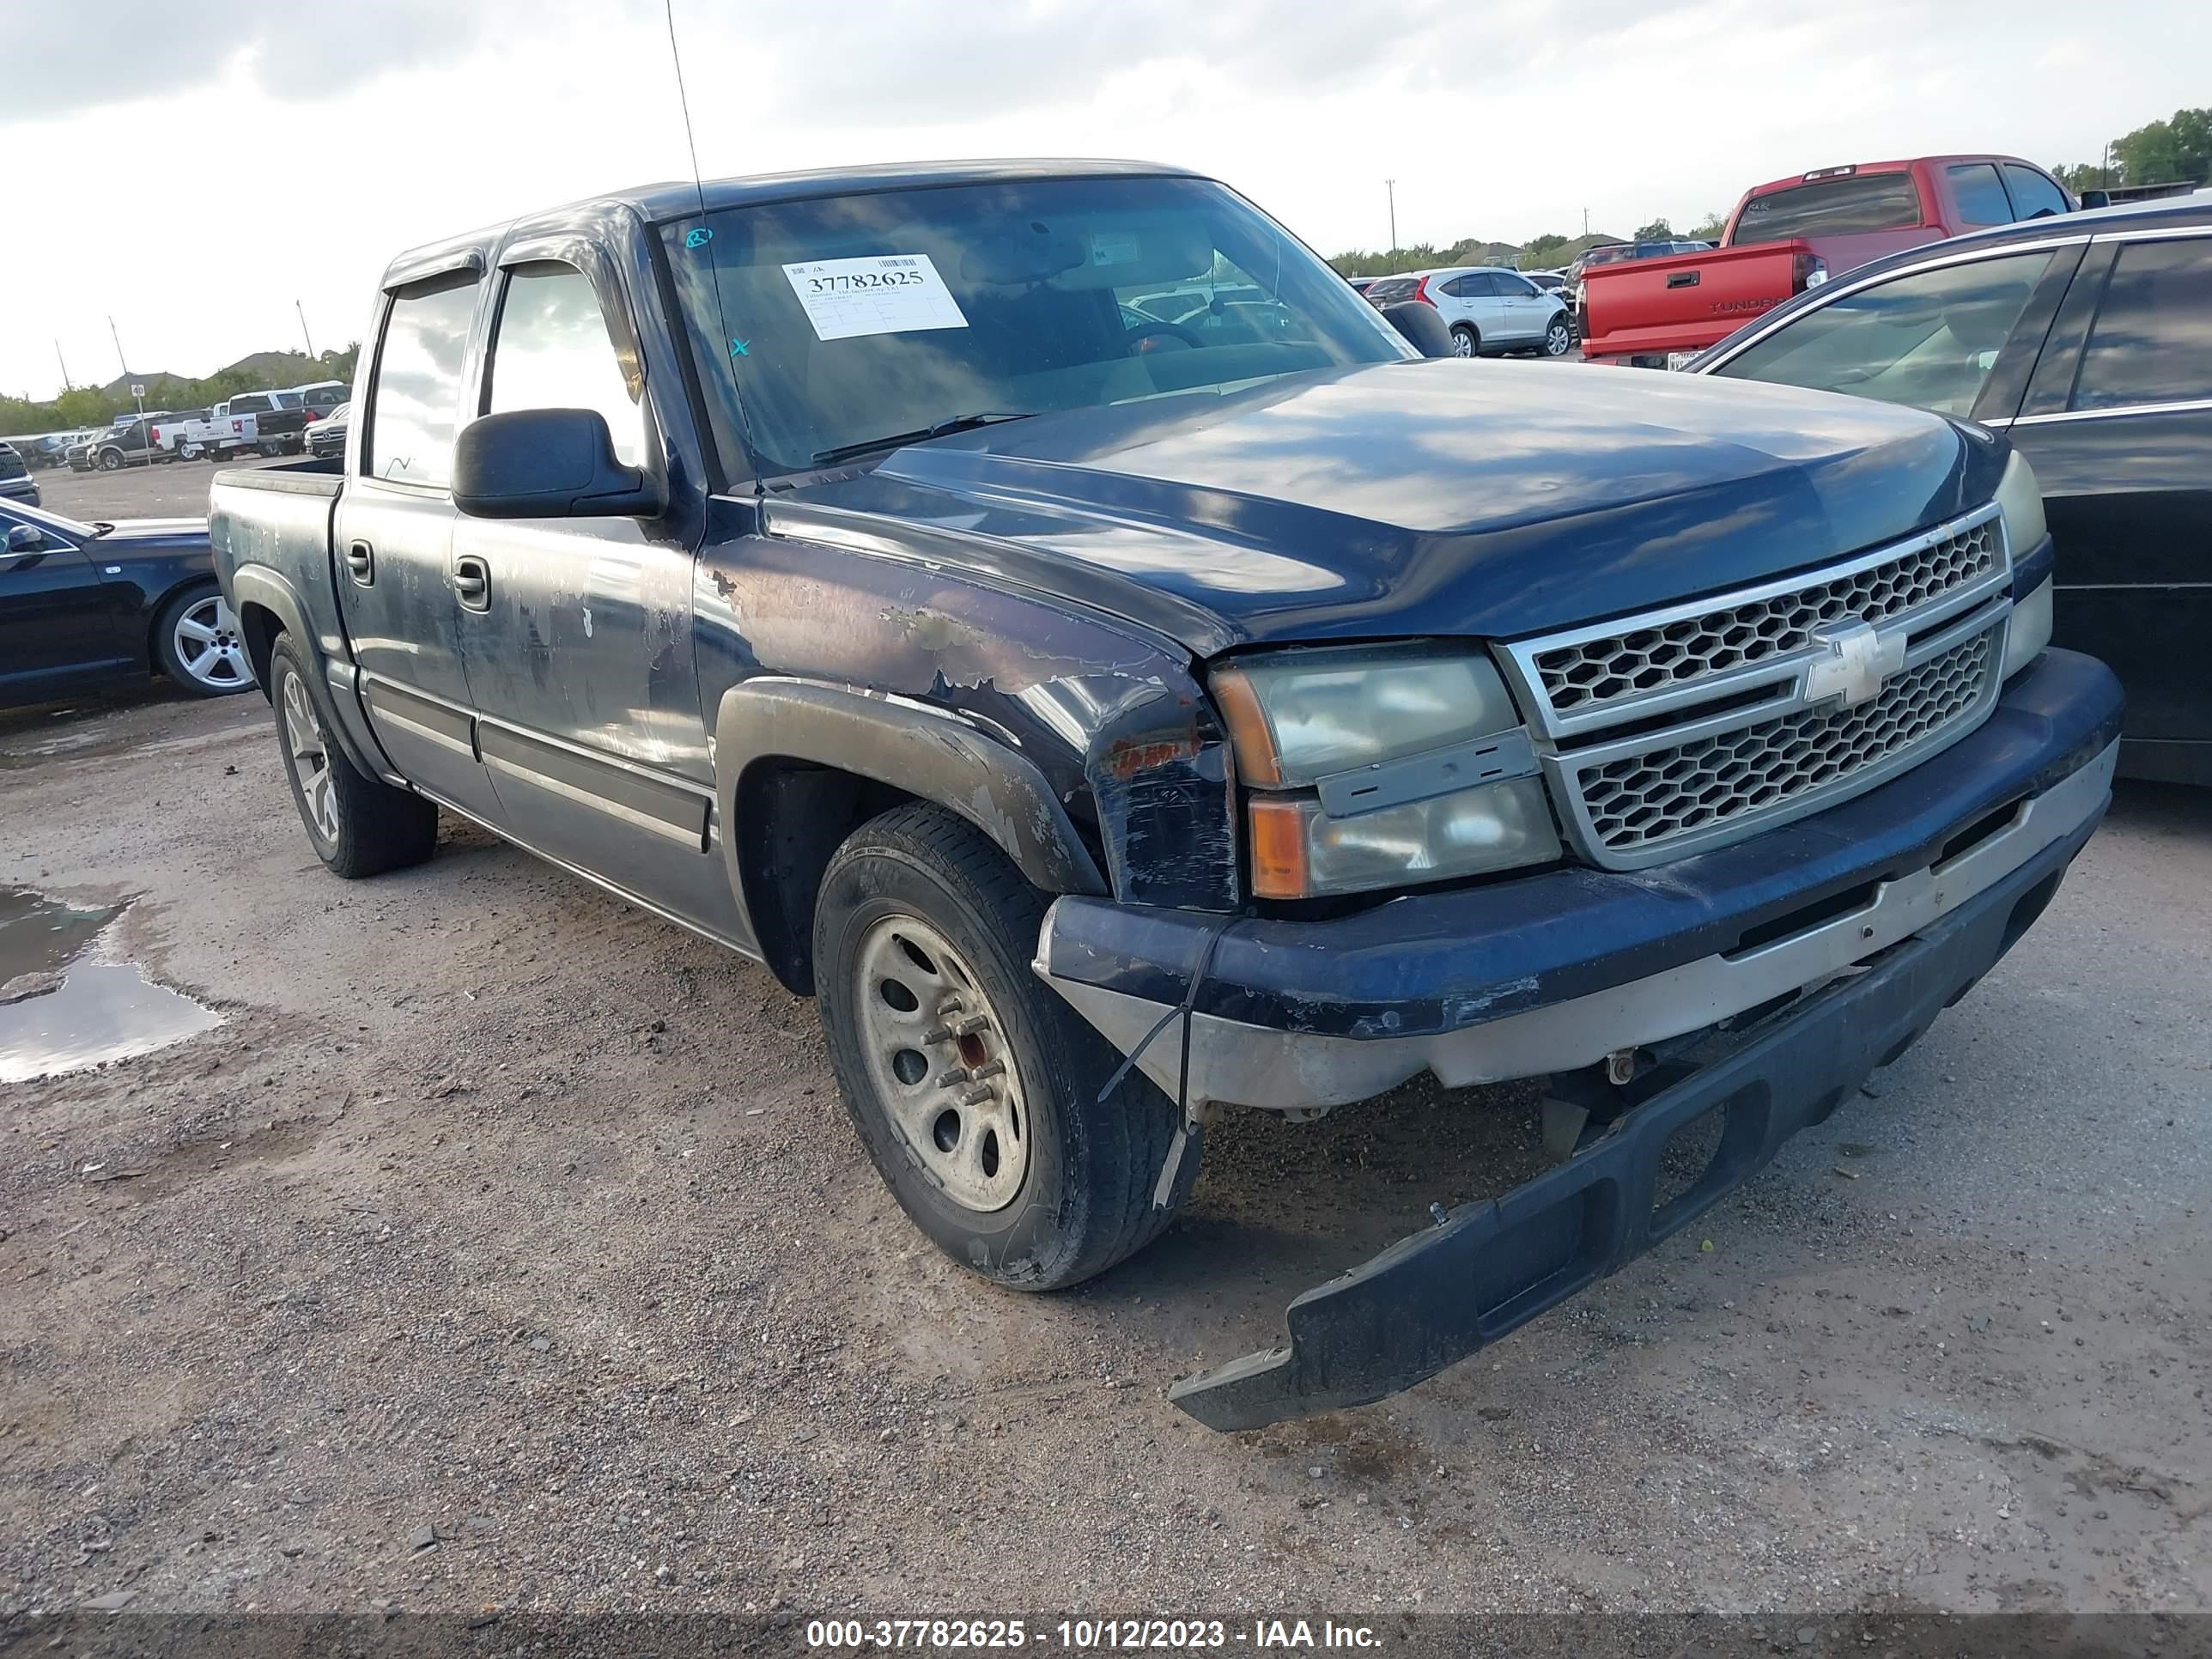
<box><xmin>781</xmin><ymin>254</ymin><xmax>969</xmax><ymax>341</ymax></box>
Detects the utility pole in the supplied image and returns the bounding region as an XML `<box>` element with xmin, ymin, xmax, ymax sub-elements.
<box><xmin>2103</xmin><ymin>140</ymin><xmax>2113</xmax><ymax>190</ymax></box>
<box><xmin>1384</xmin><ymin>179</ymin><xmax>1400</xmax><ymax>274</ymax></box>
<box><xmin>1583</xmin><ymin>206</ymin><xmax>1590</xmax><ymax>237</ymax></box>
<box><xmin>296</xmin><ymin>300</ymin><xmax>317</xmax><ymax>361</ymax></box>
<box><xmin>109</xmin><ymin>317</ymin><xmax>145</xmax><ymax>433</ymax></box>
<box><xmin>54</xmin><ymin>340</ymin><xmax>70</xmax><ymax>391</ymax></box>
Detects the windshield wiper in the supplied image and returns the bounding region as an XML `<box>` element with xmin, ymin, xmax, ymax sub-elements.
<box><xmin>811</xmin><ymin>411</ymin><xmax>1036</xmax><ymax>468</ymax></box>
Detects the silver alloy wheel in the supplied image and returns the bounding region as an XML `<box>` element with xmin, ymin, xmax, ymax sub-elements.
<box><xmin>173</xmin><ymin>592</ymin><xmax>253</xmax><ymax>691</ymax></box>
<box><xmin>1452</xmin><ymin>327</ymin><xmax>1477</xmax><ymax>357</ymax></box>
<box><xmin>1545</xmin><ymin>317</ymin><xmax>1573</xmax><ymax>356</ymax></box>
<box><xmin>282</xmin><ymin>669</ymin><xmax>340</xmax><ymax>844</ymax></box>
<box><xmin>853</xmin><ymin>914</ymin><xmax>1030</xmax><ymax>1212</ymax></box>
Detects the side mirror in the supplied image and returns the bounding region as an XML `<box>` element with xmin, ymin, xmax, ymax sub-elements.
<box><xmin>2079</xmin><ymin>189</ymin><xmax>2110</xmax><ymax>210</ymax></box>
<box><xmin>1379</xmin><ymin>301</ymin><xmax>1455</xmax><ymax>358</ymax></box>
<box><xmin>452</xmin><ymin>408</ymin><xmax>665</xmax><ymax>520</ymax></box>
<box><xmin>7</xmin><ymin>524</ymin><xmax>46</xmax><ymax>553</ymax></box>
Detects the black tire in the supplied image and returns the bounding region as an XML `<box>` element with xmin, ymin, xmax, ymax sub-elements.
<box><xmin>268</xmin><ymin>636</ymin><xmax>439</xmax><ymax>879</ymax></box>
<box><xmin>97</xmin><ymin>449</ymin><xmax>122</xmax><ymax>471</ymax></box>
<box><xmin>813</xmin><ymin>802</ymin><xmax>1200</xmax><ymax>1291</ymax></box>
<box><xmin>1450</xmin><ymin>323</ymin><xmax>1480</xmax><ymax>358</ymax></box>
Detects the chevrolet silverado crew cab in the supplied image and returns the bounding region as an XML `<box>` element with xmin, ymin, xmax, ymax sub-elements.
<box><xmin>210</xmin><ymin>161</ymin><xmax>2122</xmax><ymax>1431</ymax></box>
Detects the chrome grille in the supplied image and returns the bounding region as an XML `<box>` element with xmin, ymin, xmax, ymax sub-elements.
<box><xmin>1528</xmin><ymin>514</ymin><xmax>2002</xmax><ymax>718</ymax></box>
<box><xmin>1577</xmin><ymin>629</ymin><xmax>1995</xmax><ymax>854</ymax></box>
<box><xmin>1497</xmin><ymin>504</ymin><xmax>2015</xmax><ymax>872</ymax></box>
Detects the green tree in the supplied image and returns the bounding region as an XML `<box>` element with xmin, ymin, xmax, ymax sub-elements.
<box><xmin>1632</xmin><ymin>217</ymin><xmax>1674</xmax><ymax>242</ymax></box>
<box><xmin>2051</xmin><ymin>161</ymin><xmax>2108</xmax><ymax>194</ymax></box>
<box><xmin>1522</xmin><ymin>232</ymin><xmax>1571</xmax><ymax>262</ymax></box>
<box><xmin>1686</xmin><ymin>212</ymin><xmax>1726</xmax><ymax>242</ymax></box>
<box><xmin>2113</xmin><ymin>107</ymin><xmax>2212</xmax><ymax>185</ymax></box>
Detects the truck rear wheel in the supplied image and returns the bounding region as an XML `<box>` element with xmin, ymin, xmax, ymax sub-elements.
<box><xmin>269</xmin><ymin>637</ymin><xmax>439</xmax><ymax>878</ymax></box>
<box><xmin>812</xmin><ymin>802</ymin><xmax>1200</xmax><ymax>1291</ymax></box>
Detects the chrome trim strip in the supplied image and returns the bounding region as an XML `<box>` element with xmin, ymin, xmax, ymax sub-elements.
<box><xmin>2004</xmin><ymin>398</ymin><xmax>2212</xmax><ymax>427</ymax></box>
<box><xmin>1041</xmin><ymin>740</ymin><xmax>2118</xmax><ymax>1112</ymax></box>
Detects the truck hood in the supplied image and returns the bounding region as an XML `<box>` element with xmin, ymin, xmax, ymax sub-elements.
<box><xmin>779</xmin><ymin>359</ymin><xmax>2000</xmax><ymax>657</ymax></box>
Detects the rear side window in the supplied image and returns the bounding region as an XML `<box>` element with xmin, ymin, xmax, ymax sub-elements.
<box><xmin>2073</xmin><ymin>240</ymin><xmax>2212</xmax><ymax>410</ymax></box>
<box><xmin>1714</xmin><ymin>250</ymin><xmax>2057</xmax><ymax>417</ymax></box>
<box><xmin>483</xmin><ymin>263</ymin><xmax>646</xmax><ymax>467</ymax></box>
<box><xmin>367</xmin><ymin>273</ymin><xmax>480</xmax><ymax>488</ymax></box>
<box><xmin>2002</xmin><ymin>165</ymin><xmax>2069</xmax><ymax>220</ymax></box>
<box><xmin>1947</xmin><ymin>164</ymin><xmax>2013</xmax><ymax>227</ymax></box>
<box><xmin>1734</xmin><ymin>173</ymin><xmax>1923</xmax><ymax>244</ymax></box>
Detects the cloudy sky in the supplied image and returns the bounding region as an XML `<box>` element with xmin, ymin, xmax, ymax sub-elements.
<box><xmin>3</xmin><ymin>0</ymin><xmax>2203</xmax><ymax>400</ymax></box>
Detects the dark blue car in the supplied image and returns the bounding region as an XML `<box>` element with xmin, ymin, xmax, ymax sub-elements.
<box><xmin>0</xmin><ymin>499</ymin><xmax>254</xmax><ymax>708</ymax></box>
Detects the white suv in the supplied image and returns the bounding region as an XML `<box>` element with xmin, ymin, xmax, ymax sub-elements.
<box><xmin>1366</xmin><ymin>266</ymin><xmax>1573</xmax><ymax>357</ymax></box>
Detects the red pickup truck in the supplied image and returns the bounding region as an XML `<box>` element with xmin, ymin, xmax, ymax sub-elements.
<box><xmin>1581</xmin><ymin>155</ymin><xmax>2081</xmax><ymax>368</ymax></box>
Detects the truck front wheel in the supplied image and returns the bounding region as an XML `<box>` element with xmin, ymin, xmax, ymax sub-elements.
<box><xmin>812</xmin><ymin>802</ymin><xmax>1200</xmax><ymax>1291</ymax></box>
<box><xmin>268</xmin><ymin>637</ymin><xmax>439</xmax><ymax>878</ymax></box>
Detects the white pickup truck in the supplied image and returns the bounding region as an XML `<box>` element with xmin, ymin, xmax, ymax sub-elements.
<box><xmin>197</xmin><ymin>391</ymin><xmax>311</xmax><ymax>460</ymax></box>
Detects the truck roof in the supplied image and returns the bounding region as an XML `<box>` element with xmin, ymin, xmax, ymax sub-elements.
<box><xmin>380</xmin><ymin>158</ymin><xmax>1201</xmax><ymax>292</ymax></box>
<box><xmin>1738</xmin><ymin>154</ymin><xmax>2044</xmax><ymax>198</ymax></box>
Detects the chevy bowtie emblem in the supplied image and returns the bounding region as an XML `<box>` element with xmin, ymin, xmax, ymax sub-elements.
<box><xmin>1804</xmin><ymin>618</ymin><xmax>1905</xmax><ymax>708</ymax></box>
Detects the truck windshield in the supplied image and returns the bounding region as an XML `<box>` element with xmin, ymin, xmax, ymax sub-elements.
<box><xmin>660</xmin><ymin>174</ymin><xmax>1412</xmax><ymax>479</ymax></box>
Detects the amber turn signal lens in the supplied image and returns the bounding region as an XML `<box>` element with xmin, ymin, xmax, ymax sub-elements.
<box><xmin>1206</xmin><ymin>665</ymin><xmax>1281</xmax><ymax>787</ymax></box>
<box><xmin>1248</xmin><ymin>796</ymin><xmax>1311</xmax><ymax>899</ymax></box>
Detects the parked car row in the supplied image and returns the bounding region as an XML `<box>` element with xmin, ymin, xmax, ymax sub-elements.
<box><xmin>1361</xmin><ymin>266</ymin><xmax>1574</xmax><ymax>356</ymax></box>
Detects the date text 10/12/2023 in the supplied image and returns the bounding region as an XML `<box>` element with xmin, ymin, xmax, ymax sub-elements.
<box><xmin>805</xmin><ymin>1620</ymin><xmax>1383</xmax><ymax>1650</ymax></box>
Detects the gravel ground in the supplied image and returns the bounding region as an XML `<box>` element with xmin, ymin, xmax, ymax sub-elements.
<box><xmin>25</xmin><ymin>453</ymin><xmax>291</xmax><ymax>524</ymax></box>
<box><xmin>1</xmin><ymin>686</ymin><xmax>2207</xmax><ymax>1620</ymax></box>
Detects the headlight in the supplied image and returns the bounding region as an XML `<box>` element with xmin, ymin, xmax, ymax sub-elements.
<box><xmin>1210</xmin><ymin>645</ymin><xmax>1562</xmax><ymax>898</ymax></box>
<box><xmin>2003</xmin><ymin>577</ymin><xmax>2052</xmax><ymax>678</ymax></box>
<box><xmin>1996</xmin><ymin>450</ymin><xmax>2047</xmax><ymax>555</ymax></box>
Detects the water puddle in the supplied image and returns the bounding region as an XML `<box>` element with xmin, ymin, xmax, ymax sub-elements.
<box><xmin>0</xmin><ymin>888</ymin><xmax>222</xmax><ymax>1083</ymax></box>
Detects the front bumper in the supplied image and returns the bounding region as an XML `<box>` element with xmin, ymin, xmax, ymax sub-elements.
<box><xmin>1163</xmin><ymin>787</ymin><xmax>2102</xmax><ymax>1429</ymax></box>
<box><xmin>1038</xmin><ymin>649</ymin><xmax>2123</xmax><ymax>1113</ymax></box>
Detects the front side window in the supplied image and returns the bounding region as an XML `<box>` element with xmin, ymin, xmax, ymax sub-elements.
<box><xmin>659</xmin><ymin>174</ymin><xmax>1410</xmax><ymax>477</ymax></box>
<box><xmin>2003</xmin><ymin>164</ymin><xmax>2069</xmax><ymax>220</ymax></box>
<box><xmin>366</xmin><ymin>273</ymin><xmax>479</xmax><ymax>488</ymax></box>
<box><xmin>1948</xmin><ymin>163</ymin><xmax>2013</xmax><ymax>227</ymax></box>
<box><xmin>1734</xmin><ymin>173</ymin><xmax>1923</xmax><ymax>244</ymax></box>
<box><xmin>1713</xmin><ymin>250</ymin><xmax>2057</xmax><ymax>416</ymax></box>
<box><xmin>1498</xmin><ymin>273</ymin><xmax>1538</xmax><ymax>296</ymax></box>
<box><xmin>483</xmin><ymin>263</ymin><xmax>646</xmax><ymax>466</ymax></box>
<box><xmin>2073</xmin><ymin>239</ymin><xmax>2212</xmax><ymax>410</ymax></box>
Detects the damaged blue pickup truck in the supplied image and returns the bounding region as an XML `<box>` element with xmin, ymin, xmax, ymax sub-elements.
<box><xmin>210</xmin><ymin>161</ymin><xmax>2122</xmax><ymax>1430</ymax></box>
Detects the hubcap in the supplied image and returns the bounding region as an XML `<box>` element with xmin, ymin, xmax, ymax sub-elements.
<box><xmin>1547</xmin><ymin>321</ymin><xmax>1571</xmax><ymax>356</ymax></box>
<box><xmin>853</xmin><ymin>915</ymin><xmax>1029</xmax><ymax>1212</ymax></box>
<box><xmin>1453</xmin><ymin>331</ymin><xmax>1475</xmax><ymax>357</ymax></box>
<box><xmin>174</xmin><ymin>594</ymin><xmax>252</xmax><ymax>690</ymax></box>
<box><xmin>282</xmin><ymin>671</ymin><xmax>340</xmax><ymax>844</ymax></box>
